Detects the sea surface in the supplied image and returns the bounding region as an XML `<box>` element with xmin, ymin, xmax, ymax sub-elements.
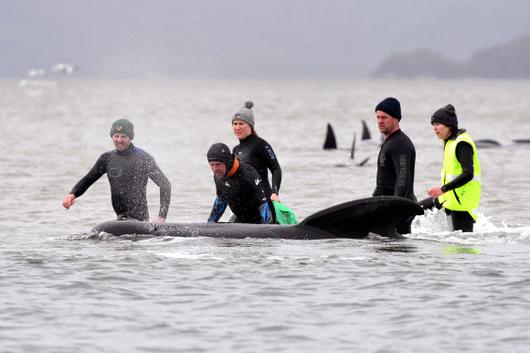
<box><xmin>1</xmin><ymin>79</ymin><xmax>530</xmax><ymax>353</ymax></box>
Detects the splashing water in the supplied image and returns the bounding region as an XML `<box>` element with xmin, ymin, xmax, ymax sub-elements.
<box><xmin>411</xmin><ymin>207</ymin><xmax>530</xmax><ymax>245</ymax></box>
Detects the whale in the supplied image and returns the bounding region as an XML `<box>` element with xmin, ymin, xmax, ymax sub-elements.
<box><xmin>361</xmin><ymin>120</ymin><xmax>372</xmax><ymax>140</ymax></box>
<box><xmin>349</xmin><ymin>133</ymin><xmax>370</xmax><ymax>166</ymax></box>
<box><xmin>323</xmin><ymin>123</ymin><xmax>337</xmax><ymax>149</ymax></box>
<box><xmin>469</xmin><ymin>139</ymin><xmax>530</xmax><ymax>148</ymax></box>
<box><xmin>324</xmin><ymin>123</ymin><xmax>370</xmax><ymax>167</ymax></box>
<box><xmin>475</xmin><ymin>139</ymin><xmax>502</xmax><ymax>148</ymax></box>
<box><xmin>93</xmin><ymin>196</ymin><xmax>423</xmax><ymax>240</ymax></box>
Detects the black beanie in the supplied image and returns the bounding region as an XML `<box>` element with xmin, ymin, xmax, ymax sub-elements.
<box><xmin>375</xmin><ymin>97</ymin><xmax>402</xmax><ymax>120</ymax></box>
<box><xmin>431</xmin><ymin>104</ymin><xmax>458</xmax><ymax>130</ymax></box>
<box><xmin>207</xmin><ymin>143</ymin><xmax>234</xmax><ymax>171</ymax></box>
<box><xmin>110</xmin><ymin>118</ymin><xmax>134</xmax><ymax>139</ymax></box>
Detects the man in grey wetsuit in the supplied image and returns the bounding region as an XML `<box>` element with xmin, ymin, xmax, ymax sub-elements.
<box><xmin>62</xmin><ymin>119</ymin><xmax>171</xmax><ymax>223</ymax></box>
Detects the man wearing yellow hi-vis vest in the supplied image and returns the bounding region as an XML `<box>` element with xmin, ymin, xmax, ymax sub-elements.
<box><xmin>419</xmin><ymin>104</ymin><xmax>481</xmax><ymax>232</ymax></box>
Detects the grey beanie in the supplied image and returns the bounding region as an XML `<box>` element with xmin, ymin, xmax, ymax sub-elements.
<box><xmin>110</xmin><ymin>118</ymin><xmax>134</xmax><ymax>139</ymax></box>
<box><xmin>232</xmin><ymin>101</ymin><xmax>255</xmax><ymax>128</ymax></box>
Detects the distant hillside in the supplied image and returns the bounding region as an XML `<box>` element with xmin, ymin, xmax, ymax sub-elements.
<box><xmin>372</xmin><ymin>35</ymin><xmax>530</xmax><ymax>78</ymax></box>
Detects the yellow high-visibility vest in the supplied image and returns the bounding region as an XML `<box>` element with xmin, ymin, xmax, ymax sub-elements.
<box><xmin>438</xmin><ymin>131</ymin><xmax>481</xmax><ymax>220</ymax></box>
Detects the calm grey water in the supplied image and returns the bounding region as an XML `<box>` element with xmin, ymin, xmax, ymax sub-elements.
<box><xmin>1</xmin><ymin>79</ymin><xmax>530</xmax><ymax>353</ymax></box>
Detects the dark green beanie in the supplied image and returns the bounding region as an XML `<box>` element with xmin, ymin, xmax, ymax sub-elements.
<box><xmin>109</xmin><ymin>119</ymin><xmax>134</xmax><ymax>139</ymax></box>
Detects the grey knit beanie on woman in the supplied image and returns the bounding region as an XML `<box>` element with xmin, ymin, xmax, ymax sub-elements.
<box><xmin>232</xmin><ymin>101</ymin><xmax>255</xmax><ymax>128</ymax></box>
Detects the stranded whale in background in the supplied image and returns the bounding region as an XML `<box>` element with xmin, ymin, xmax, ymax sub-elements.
<box><xmin>323</xmin><ymin>121</ymin><xmax>372</xmax><ymax>167</ymax></box>
<box><xmin>474</xmin><ymin>139</ymin><xmax>530</xmax><ymax>148</ymax></box>
<box><xmin>94</xmin><ymin>196</ymin><xmax>423</xmax><ymax>240</ymax></box>
<box><xmin>323</xmin><ymin>121</ymin><xmax>530</xmax><ymax>151</ymax></box>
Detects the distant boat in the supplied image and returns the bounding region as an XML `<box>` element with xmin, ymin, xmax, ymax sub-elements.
<box><xmin>51</xmin><ymin>63</ymin><xmax>78</xmax><ymax>74</ymax></box>
<box><xmin>26</xmin><ymin>68</ymin><xmax>47</xmax><ymax>77</ymax></box>
<box><xmin>17</xmin><ymin>79</ymin><xmax>57</xmax><ymax>89</ymax></box>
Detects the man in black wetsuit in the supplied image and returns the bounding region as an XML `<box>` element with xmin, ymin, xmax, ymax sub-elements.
<box><xmin>373</xmin><ymin>97</ymin><xmax>417</xmax><ymax>234</ymax></box>
<box><xmin>62</xmin><ymin>119</ymin><xmax>171</xmax><ymax>223</ymax></box>
<box><xmin>206</xmin><ymin>143</ymin><xmax>273</xmax><ymax>224</ymax></box>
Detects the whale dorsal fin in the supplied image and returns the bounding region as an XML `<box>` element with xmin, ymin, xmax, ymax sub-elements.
<box><xmin>323</xmin><ymin>123</ymin><xmax>337</xmax><ymax>149</ymax></box>
<box><xmin>300</xmin><ymin>196</ymin><xmax>423</xmax><ymax>238</ymax></box>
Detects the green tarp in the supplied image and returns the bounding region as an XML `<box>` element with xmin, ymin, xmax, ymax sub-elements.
<box><xmin>273</xmin><ymin>201</ymin><xmax>298</xmax><ymax>224</ymax></box>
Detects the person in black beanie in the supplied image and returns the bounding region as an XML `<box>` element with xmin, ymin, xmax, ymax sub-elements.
<box><xmin>431</xmin><ymin>104</ymin><xmax>459</xmax><ymax>131</ymax></box>
<box><xmin>62</xmin><ymin>118</ymin><xmax>171</xmax><ymax>223</ymax></box>
<box><xmin>206</xmin><ymin>143</ymin><xmax>274</xmax><ymax>224</ymax></box>
<box><xmin>373</xmin><ymin>97</ymin><xmax>417</xmax><ymax>235</ymax></box>
<box><xmin>420</xmin><ymin>104</ymin><xmax>482</xmax><ymax>232</ymax></box>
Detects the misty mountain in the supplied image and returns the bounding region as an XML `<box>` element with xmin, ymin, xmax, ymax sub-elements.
<box><xmin>372</xmin><ymin>35</ymin><xmax>530</xmax><ymax>78</ymax></box>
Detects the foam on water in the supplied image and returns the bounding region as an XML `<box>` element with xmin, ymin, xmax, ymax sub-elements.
<box><xmin>411</xmin><ymin>207</ymin><xmax>530</xmax><ymax>244</ymax></box>
<box><xmin>155</xmin><ymin>251</ymin><xmax>225</xmax><ymax>260</ymax></box>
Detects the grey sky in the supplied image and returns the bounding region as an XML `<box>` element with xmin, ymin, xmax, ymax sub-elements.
<box><xmin>2</xmin><ymin>0</ymin><xmax>530</xmax><ymax>78</ymax></box>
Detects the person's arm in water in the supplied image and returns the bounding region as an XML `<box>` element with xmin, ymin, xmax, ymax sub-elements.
<box><xmin>261</xmin><ymin>143</ymin><xmax>282</xmax><ymax>202</ymax></box>
<box><xmin>258</xmin><ymin>202</ymin><xmax>273</xmax><ymax>224</ymax></box>
<box><xmin>427</xmin><ymin>142</ymin><xmax>474</xmax><ymax>199</ymax></box>
<box><xmin>207</xmin><ymin>196</ymin><xmax>228</xmax><ymax>223</ymax></box>
<box><xmin>147</xmin><ymin>155</ymin><xmax>171</xmax><ymax>224</ymax></box>
<box><xmin>62</xmin><ymin>154</ymin><xmax>107</xmax><ymax>209</ymax></box>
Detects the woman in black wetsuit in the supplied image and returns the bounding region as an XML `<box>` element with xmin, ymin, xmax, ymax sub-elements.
<box><xmin>231</xmin><ymin>101</ymin><xmax>282</xmax><ymax>202</ymax></box>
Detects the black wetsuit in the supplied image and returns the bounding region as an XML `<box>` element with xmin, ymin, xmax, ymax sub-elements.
<box><xmin>373</xmin><ymin>129</ymin><xmax>416</xmax><ymax>234</ymax></box>
<box><xmin>233</xmin><ymin>134</ymin><xmax>282</xmax><ymax>197</ymax></box>
<box><xmin>70</xmin><ymin>144</ymin><xmax>171</xmax><ymax>221</ymax></box>
<box><xmin>420</xmin><ymin>132</ymin><xmax>475</xmax><ymax>232</ymax></box>
<box><xmin>208</xmin><ymin>161</ymin><xmax>273</xmax><ymax>224</ymax></box>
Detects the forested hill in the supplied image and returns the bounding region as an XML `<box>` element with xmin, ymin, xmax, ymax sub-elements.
<box><xmin>372</xmin><ymin>35</ymin><xmax>530</xmax><ymax>78</ymax></box>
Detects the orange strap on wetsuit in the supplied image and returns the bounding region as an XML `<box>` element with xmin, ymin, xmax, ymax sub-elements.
<box><xmin>227</xmin><ymin>158</ymin><xmax>239</xmax><ymax>177</ymax></box>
